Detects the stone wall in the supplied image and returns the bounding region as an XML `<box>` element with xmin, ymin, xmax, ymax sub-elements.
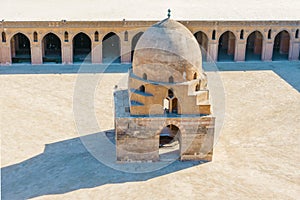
<box><xmin>128</xmin><ymin>74</ymin><xmax>211</xmax><ymax>116</ymax></box>
<box><xmin>1</xmin><ymin>20</ymin><xmax>299</xmax><ymax>64</ymax></box>
<box><xmin>115</xmin><ymin>116</ymin><xmax>215</xmax><ymax>162</ymax></box>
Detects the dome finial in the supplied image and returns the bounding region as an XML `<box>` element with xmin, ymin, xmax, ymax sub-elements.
<box><xmin>167</xmin><ymin>9</ymin><xmax>171</xmax><ymax>18</ymax></box>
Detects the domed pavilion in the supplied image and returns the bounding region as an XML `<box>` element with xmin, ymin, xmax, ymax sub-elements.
<box><xmin>114</xmin><ymin>17</ymin><xmax>215</xmax><ymax>162</ymax></box>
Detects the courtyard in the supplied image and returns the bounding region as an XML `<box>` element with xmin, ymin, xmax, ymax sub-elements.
<box><xmin>1</xmin><ymin>61</ymin><xmax>299</xmax><ymax>199</ymax></box>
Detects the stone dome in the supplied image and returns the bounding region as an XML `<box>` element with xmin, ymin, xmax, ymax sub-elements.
<box><xmin>132</xmin><ymin>18</ymin><xmax>203</xmax><ymax>83</ymax></box>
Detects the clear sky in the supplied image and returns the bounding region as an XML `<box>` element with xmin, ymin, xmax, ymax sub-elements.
<box><xmin>1</xmin><ymin>0</ymin><xmax>300</xmax><ymax>21</ymax></box>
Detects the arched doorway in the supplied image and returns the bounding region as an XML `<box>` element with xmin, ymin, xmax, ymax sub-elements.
<box><xmin>159</xmin><ymin>124</ymin><xmax>181</xmax><ymax>160</ymax></box>
<box><xmin>131</xmin><ymin>32</ymin><xmax>143</xmax><ymax>62</ymax></box>
<box><xmin>272</xmin><ymin>30</ymin><xmax>290</xmax><ymax>60</ymax></box>
<box><xmin>163</xmin><ymin>90</ymin><xmax>179</xmax><ymax>114</ymax></box>
<box><xmin>218</xmin><ymin>31</ymin><xmax>236</xmax><ymax>61</ymax></box>
<box><xmin>10</xmin><ymin>33</ymin><xmax>31</xmax><ymax>63</ymax></box>
<box><xmin>139</xmin><ymin>85</ymin><xmax>145</xmax><ymax>93</ymax></box>
<box><xmin>42</xmin><ymin>33</ymin><xmax>61</xmax><ymax>63</ymax></box>
<box><xmin>194</xmin><ymin>31</ymin><xmax>208</xmax><ymax>61</ymax></box>
<box><xmin>246</xmin><ymin>31</ymin><xmax>263</xmax><ymax>61</ymax></box>
<box><xmin>102</xmin><ymin>32</ymin><xmax>120</xmax><ymax>63</ymax></box>
<box><xmin>73</xmin><ymin>32</ymin><xmax>91</xmax><ymax>63</ymax></box>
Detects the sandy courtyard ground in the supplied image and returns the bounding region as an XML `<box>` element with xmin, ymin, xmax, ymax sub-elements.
<box><xmin>1</xmin><ymin>62</ymin><xmax>300</xmax><ymax>199</ymax></box>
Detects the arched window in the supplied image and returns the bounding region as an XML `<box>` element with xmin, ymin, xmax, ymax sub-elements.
<box><xmin>240</xmin><ymin>30</ymin><xmax>244</xmax><ymax>39</ymax></box>
<box><xmin>163</xmin><ymin>98</ymin><xmax>170</xmax><ymax>113</ymax></box>
<box><xmin>193</xmin><ymin>73</ymin><xmax>197</xmax><ymax>79</ymax></box>
<box><xmin>195</xmin><ymin>84</ymin><xmax>200</xmax><ymax>91</ymax></box>
<box><xmin>268</xmin><ymin>29</ymin><xmax>272</xmax><ymax>39</ymax></box>
<box><xmin>139</xmin><ymin>85</ymin><xmax>145</xmax><ymax>93</ymax></box>
<box><xmin>124</xmin><ymin>31</ymin><xmax>128</xmax><ymax>41</ymax></box>
<box><xmin>172</xmin><ymin>98</ymin><xmax>178</xmax><ymax>114</ymax></box>
<box><xmin>33</xmin><ymin>32</ymin><xmax>38</xmax><ymax>42</ymax></box>
<box><xmin>296</xmin><ymin>29</ymin><xmax>299</xmax><ymax>39</ymax></box>
<box><xmin>169</xmin><ymin>76</ymin><xmax>174</xmax><ymax>83</ymax></box>
<box><xmin>212</xmin><ymin>30</ymin><xmax>216</xmax><ymax>40</ymax></box>
<box><xmin>64</xmin><ymin>31</ymin><xmax>69</xmax><ymax>42</ymax></box>
<box><xmin>168</xmin><ymin>89</ymin><xmax>174</xmax><ymax>98</ymax></box>
<box><xmin>143</xmin><ymin>73</ymin><xmax>147</xmax><ymax>80</ymax></box>
<box><xmin>95</xmin><ymin>31</ymin><xmax>99</xmax><ymax>42</ymax></box>
<box><xmin>2</xmin><ymin>32</ymin><xmax>6</xmax><ymax>42</ymax></box>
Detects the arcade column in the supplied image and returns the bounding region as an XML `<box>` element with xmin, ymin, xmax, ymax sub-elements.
<box><xmin>207</xmin><ymin>41</ymin><xmax>218</xmax><ymax>62</ymax></box>
<box><xmin>0</xmin><ymin>43</ymin><xmax>11</xmax><ymax>65</ymax></box>
<box><xmin>31</xmin><ymin>43</ymin><xmax>43</xmax><ymax>64</ymax></box>
<box><xmin>262</xmin><ymin>40</ymin><xmax>273</xmax><ymax>61</ymax></box>
<box><xmin>289</xmin><ymin>40</ymin><xmax>300</xmax><ymax>60</ymax></box>
<box><xmin>235</xmin><ymin>40</ymin><xmax>246</xmax><ymax>61</ymax></box>
<box><xmin>92</xmin><ymin>41</ymin><xmax>102</xmax><ymax>64</ymax></box>
<box><xmin>121</xmin><ymin>40</ymin><xmax>131</xmax><ymax>63</ymax></box>
<box><xmin>62</xmin><ymin>43</ymin><xmax>72</xmax><ymax>64</ymax></box>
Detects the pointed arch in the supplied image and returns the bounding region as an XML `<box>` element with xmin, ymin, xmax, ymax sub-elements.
<box><xmin>10</xmin><ymin>33</ymin><xmax>31</xmax><ymax>63</ymax></box>
<box><xmin>143</xmin><ymin>73</ymin><xmax>147</xmax><ymax>80</ymax></box>
<box><xmin>218</xmin><ymin>31</ymin><xmax>236</xmax><ymax>61</ymax></box>
<box><xmin>194</xmin><ymin>31</ymin><xmax>208</xmax><ymax>61</ymax></box>
<box><xmin>139</xmin><ymin>85</ymin><xmax>145</xmax><ymax>93</ymax></box>
<box><xmin>193</xmin><ymin>72</ymin><xmax>197</xmax><ymax>79</ymax></box>
<box><xmin>240</xmin><ymin>29</ymin><xmax>244</xmax><ymax>39</ymax></box>
<box><xmin>72</xmin><ymin>32</ymin><xmax>92</xmax><ymax>63</ymax></box>
<box><xmin>2</xmin><ymin>32</ymin><xmax>6</xmax><ymax>42</ymax></box>
<box><xmin>268</xmin><ymin>29</ymin><xmax>272</xmax><ymax>39</ymax></box>
<box><xmin>42</xmin><ymin>33</ymin><xmax>62</xmax><ymax>63</ymax></box>
<box><xmin>246</xmin><ymin>31</ymin><xmax>263</xmax><ymax>61</ymax></box>
<box><xmin>272</xmin><ymin>30</ymin><xmax>290</xmax><ymax>60</ymax></box>
<box><xmin>212</xmin><ymin>30</ymin><xmax>216</xmax><ymax>40</ymax></box>
<box><xmin>64</xmin><ymin>31</ymin><xmax>69</xmax><ymax>42</ymax></box>
<box><xmin>158</xmin><ymin>124</ymin><xmax>181</xmax><ymax>160</ymax></box>
<box><xmin>102</xmin><ymin>32</ymin><xmax>120</xmax><ymax>63</ymax></box>
<box><xmin>168</xmin><ymin>89</ymin><xmax>174</xmax><ymax>98</ymax></box>
<box><xmin>94</xmin><ymin>31</ymin><xmax>99</xmax><ymax>42</ymax></box>
<box><xmin>124</xmin><ymin>31</ymin><xmax>128</xmax><ymax>41</ymax></box>
<box><xmin>195</xmin><ymin>84</ymin><xmax>200</xmax><ymax>91</ymax></box>
<box><xmin>33</xmin><ymin>32</ymin><xmax>38</xmax><ymax>42</ymax></box>
<box><xmin>131</xmin><ymin>32</ymin><xmax>143</xmax><ymax>62</ymax></box>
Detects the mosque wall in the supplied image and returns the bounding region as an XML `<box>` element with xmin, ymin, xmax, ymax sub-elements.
<box><xmin>1</xmin><ymin>20</ymin><xmax>299</xmax><ymax>64</ymax></box>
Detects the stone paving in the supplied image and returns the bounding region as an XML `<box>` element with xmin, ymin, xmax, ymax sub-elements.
<box><xmin>1</xmin><ymin>61</ymin><xmax>299</xmax><ymax>199</ymax></box>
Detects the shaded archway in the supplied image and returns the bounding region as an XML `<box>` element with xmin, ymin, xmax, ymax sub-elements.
<box><xmin>194</xmin><ymin>31</ymin><xmax>208</xmax><ymax>61</ymax></box>
<box><xmin>131</xmin><ymin>32</ymin><xmax>143</xmax><ymax>62</ymax></box>
<box><xmin>139</xmin><ymin>85</ymin><xmax>145</xmax><ymax>93</ymax></box>
<box><xmin>163</xmin><ymin>89</ymin><xmax>179</xmax><ymax>115</ymax></box>
<box><xmin>143</xmin><ymin>73</ymin><xmax>147</xmax><ymax>80</ymax></box>
<box><xmin>159</xmin><ymin>124</ymin><xmax>180</xmax><ymax>161</ymax></box>
<box><xmin>73</xmin><ymin>32</ymin><xmax>91</xmax><ymax>63</ymax></box>
<box><xmin>246</xmin><ymin>31</ymin><xmax>263</xmax><ymax>61</ymax></box>
<box><xmin>218</xmin><ymin>31</ymin><xmax>236</xmax><ymax>61</ymax></box>
<box><xmin>42</xmin><ymin>33</ymin><xmax>61</xmax><ymax>63</ymax></box>
<box><xmin>171</xmin><ymin>98</ymin><xmax>178</xmax><ymax>114</ymax></box>
<box><xmin>272</xmin><ymin>30</ymin><xmax>290</xmax><ymax>60</ymax></box>
<box><xmin>10</xmin><ymin>33</ymin><xmax>31</xmax><ymax>63</ymax></box>
<box><xmin>102</xmin><ymin>32</ymin><xmax>120</xmax><ymax>63</ymax></box>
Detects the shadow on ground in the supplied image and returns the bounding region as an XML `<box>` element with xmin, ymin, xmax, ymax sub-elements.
<box><xmin>0</xmin><ymin>63</ymin><xmax>131</xmax><ymax>74</ymax></box>
<box><xmin>204</xmin><ymin>61</ymin><xmax>300</xmax><ymax>92</ymax></box>
<box><xmin>0</xmin><ymin>61</ymin><xmax>299</xmax><ymax>91</ymax></box>
<box><xmin>1</xmin><ymin>131</ymin><xmax>204</xmax><ymax>200</ymax></box>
